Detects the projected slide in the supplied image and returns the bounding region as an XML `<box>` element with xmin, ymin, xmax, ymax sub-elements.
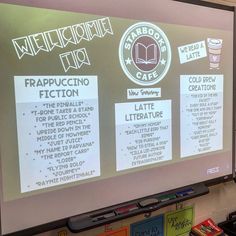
<box><xmin>115</xmin><ymin>100</ymin><xmax>172</xmax><ymax>171</ymax></box>
<box><xmin>0</xmin><ymin>0</ymin><xmax>234</xmax><ymax>235</ymax></box>
<box><xmin>180</xmin><ymin>75</ymin><xmax>223</xmax><ymax>158</ymax></box>
<box><xmin>0</xmin><ymin>1</ymin><xmax>233</xmax><ymax>202</ymax></box>
<box><xmin>14</xmin><ymin>76</ymin><xmax>100</xmax><ymax>192</ymax></box>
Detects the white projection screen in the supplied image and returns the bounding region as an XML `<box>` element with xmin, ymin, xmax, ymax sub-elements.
<box><xmin>0</xmin><ymin>0</ymin><xmax>234</xmax><ymax>234</ymax></box>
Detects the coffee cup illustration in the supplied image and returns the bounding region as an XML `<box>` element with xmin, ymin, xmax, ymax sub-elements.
<box><xmin>207</xmin><ymin>38</ymin><xmax>223</xmax><ymax>69</ymax></box>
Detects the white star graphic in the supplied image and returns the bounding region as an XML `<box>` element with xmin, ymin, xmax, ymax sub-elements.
<box><xmin>160</xmin><ymin>59</ymin><xmax>166</xmax><ymax>65</ymax></box>
<box><xmin>125</xmin><ymin>57</ymin><xmax>132</xmax><ymax>65</ymax></box>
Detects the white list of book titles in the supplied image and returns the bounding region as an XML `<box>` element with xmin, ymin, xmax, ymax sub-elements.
<box><xmin>180</xmin><ymin>74</ymin><xmax>223</xmax><ymax>158</ymax></box>
<box><xmin>14</xmin><ymin>76</ymin><xmax>100</xmax><ymax>192</ymax></box>
<box><xmin>115</xmin><ymin>100</ymin><xmax>172</xmax><ymax>171</ymax></box>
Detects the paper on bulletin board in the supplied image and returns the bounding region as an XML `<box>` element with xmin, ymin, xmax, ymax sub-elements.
<box><xmin>97</xmin><ymin>227</ymin><xmax>129</xmax><ymax>236</ymax></box>
<box><xmin>165</xmin><ymin>205</ymin><xmax>194</xmax><ymax>236</ymax></box>
<box><xmin>130</xmin><ymin>214</ymin><xmax>164</xmax><ymax>236</ymax></box>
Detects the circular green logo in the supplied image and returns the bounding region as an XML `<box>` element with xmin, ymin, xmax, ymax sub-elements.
<box><xmin>119</xmin><ymin>22</ymin><xmax>171</xmax><ymax>86</ymax></box>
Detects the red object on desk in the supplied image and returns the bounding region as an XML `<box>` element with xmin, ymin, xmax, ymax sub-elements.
<box><xmin>191</xmin><ymin>218</ymin><xmax>223</xmax><ymax>236</ymax></box>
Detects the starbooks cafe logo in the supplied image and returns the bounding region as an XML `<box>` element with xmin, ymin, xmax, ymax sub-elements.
<box><xmin>119</xmin><ymin>22</ymin><xmax>171</xmax><ymax>86</ymax></box>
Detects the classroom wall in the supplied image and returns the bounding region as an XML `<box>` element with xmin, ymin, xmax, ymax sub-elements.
<box><xmin>35</xmin><ymin>181</ymin><xmax>236</xmax><ymax>235</ymax></box>
<box><xmin>0</xmin><ymin>0</ymin><xmax>234</xmax><ymax>235</ymax></box>
<box><xmin>29</xmin><ymin>0</ymin><xmax>236</xmax><ymax>235</ymax></box>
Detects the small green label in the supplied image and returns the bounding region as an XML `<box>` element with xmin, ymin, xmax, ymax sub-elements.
<box><xmin>165</xmin><ymin>205</ymin><xmax>194</xmax><ymax>236</ymax></box>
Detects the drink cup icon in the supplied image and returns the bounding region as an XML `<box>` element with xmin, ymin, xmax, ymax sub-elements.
<box><xmin>207</xmin><ymin>38</ymin><xmax>223</xmax><ymax>69</ymax></box>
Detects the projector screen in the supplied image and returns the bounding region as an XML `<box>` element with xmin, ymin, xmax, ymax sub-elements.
<box><xmin>0</xmin><ymin>0</ymin><xmax>233</xmax><ymax>234</ymax></box>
